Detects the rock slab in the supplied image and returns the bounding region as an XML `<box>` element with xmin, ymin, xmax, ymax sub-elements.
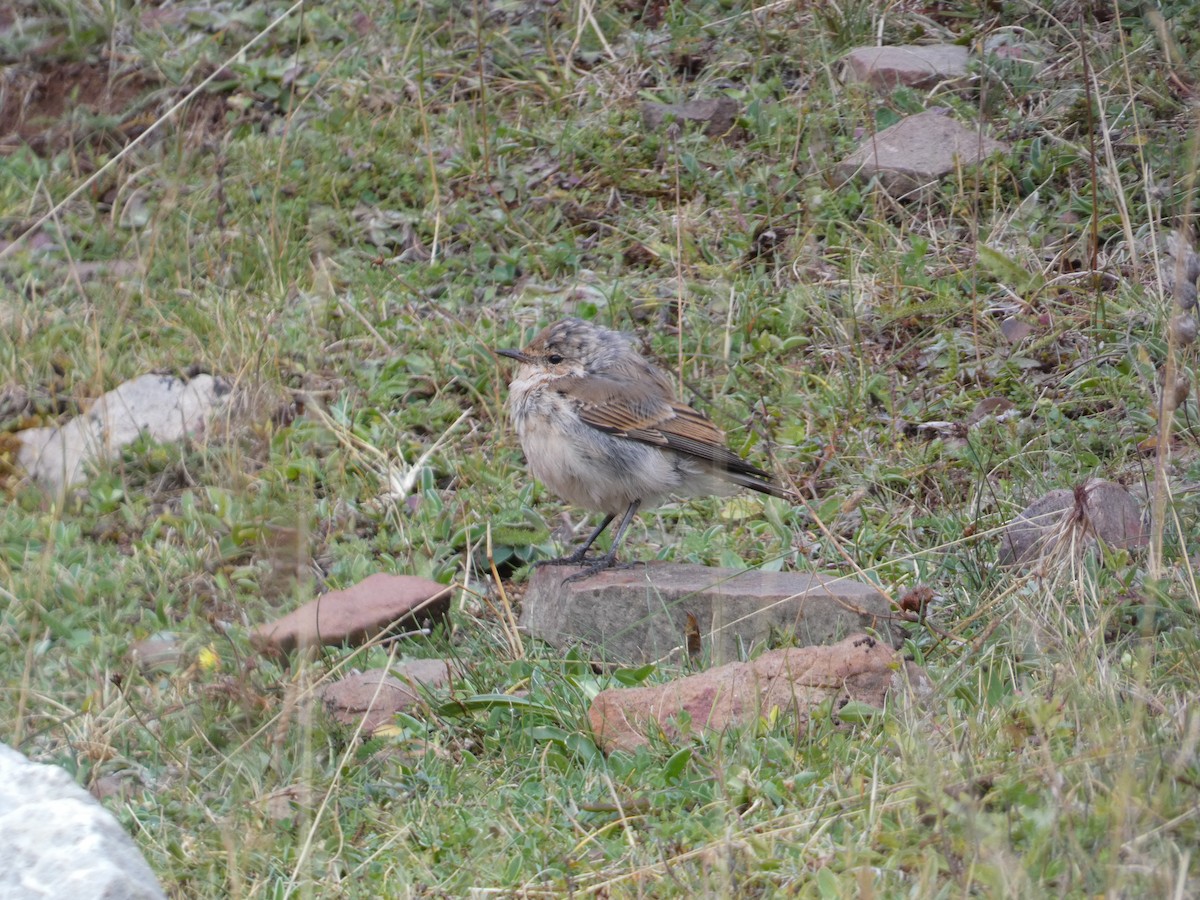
<box><xmin>836</xmin><ymin>109</ymin><xmax>1009</xmax><ymax>196</ymax></box>
<box><xmin>0</xmin><ymin>742</ymin><xmax>166</xmax><ymax>899</ymax></box>
<box><xmin>589</xmin><ymin>633</ymin><xmax>932</xmax><ymax>753</ymax></box>
<box><xmin>842</xmin><ymin>44</ymin><xmax>970</xmax><ymax>91</ymax></box>
<box><xmin>521</xmin><ymin>563</ymin><xmax>894</xmax><ymax>665</ymax></box>
<box><xmin>998</xmin><ymin>478</ymin><xmax>1146</xmax><ymax>567</ymax></box>
<box><xmin>251</xmin><ymin>573</ymin><xmax>452</xmax><ymax>657</ymax></box>
<box><xmin>321</xmin><ymin>659</ymin><xmax>452</xmax><ymax>733</ymax></box>
<box><xmin>641</xmin><ymin>98</ymin><xmax>740</xmax><ymax>137</ymax></box>
<box><xmin>16</xmin><ymin>372</ymin><xmax>229</xmax><ymax>493</ymax></box>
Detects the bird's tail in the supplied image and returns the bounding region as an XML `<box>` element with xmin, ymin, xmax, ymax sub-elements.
<box><xmin>719</xmin><ymin>461</ymin><xmax>794</xmax><ymax>500</ymax></box>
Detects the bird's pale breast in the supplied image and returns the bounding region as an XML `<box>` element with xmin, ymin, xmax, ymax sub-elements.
<box><xmin>507</xmin><ymin>372</ymin><xmax>708</xmax><ymax>515</ymax></box>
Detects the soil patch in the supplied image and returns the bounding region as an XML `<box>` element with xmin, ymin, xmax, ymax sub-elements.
<box><xmin>0</xmin><ymin>60</ymin><xmax>156</xmax><ymax>156</ymax></box>
<box><xmin>1</xmin><ymin>57</ymin><xmax>232</xmax><ymax>169</ymax></box>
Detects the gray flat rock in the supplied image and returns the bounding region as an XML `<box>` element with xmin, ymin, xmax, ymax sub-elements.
<box><xmin>640</xmin><ymin>98</ymin><xmax>740</xmax><ymax>137</ymax></box>
<box><xmin>521</xmin><ymin>562</ymin><xmax>895</xmax><ymax>665</ymax></box>
<box><xmin>842</xmin><ymin>44</ymin><xmax>970</xmax><ymax>91</ymax></box>
<box><xmin>836</xmin><ymin>109</ymin><xmax>1009</xmax><ymax>196</ymax></box>
<box><xmin>0</xmin><ymin>743</ymin><xmax>166</xmax><ymax>899</ymax></box>
<box><xmin>998</xmin><ymin>478</ymin><xmax>1146</xmax><ymax>567</ymax></box>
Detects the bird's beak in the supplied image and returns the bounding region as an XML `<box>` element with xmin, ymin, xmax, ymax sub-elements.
<box><xmin>496</xmin><ymin>348</ymin><xmax>529</xmax><ymax>364</ymax></box>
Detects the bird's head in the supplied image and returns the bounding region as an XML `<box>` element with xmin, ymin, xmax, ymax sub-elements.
<box><xmin>496</xmin><ymin>318</ymin><xmax>627</xmax><ymax>378</ymax></box>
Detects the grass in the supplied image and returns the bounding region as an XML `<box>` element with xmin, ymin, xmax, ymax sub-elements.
<box><xmin>2</xmin><ymin>0</ymin><xmax>1200</xmax><ymax>895</ymax></box>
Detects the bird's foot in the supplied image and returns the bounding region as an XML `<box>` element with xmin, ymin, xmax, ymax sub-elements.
<box><xmin>559</xmin><ymin>555</ymin><xmax>638</xmax><ymax>585</ymax></box>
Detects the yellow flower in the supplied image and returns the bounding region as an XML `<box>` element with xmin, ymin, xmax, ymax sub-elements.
<box><xmin>197</xmin><ymin>645</ymin><xmax>220</xmax><ymax>671</ymax></box>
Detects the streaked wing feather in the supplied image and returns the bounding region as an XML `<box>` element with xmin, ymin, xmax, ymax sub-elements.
<box><xmin>560</xmin><ymin>375</ymin><xmax>786</xmax><ymax>496</ymax></box>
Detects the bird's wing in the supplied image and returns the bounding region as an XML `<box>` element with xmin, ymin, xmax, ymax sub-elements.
<box><xmin>558</xmin><ymin>374</ymin><xmax>786</xmax><ymax>495</ymax></box>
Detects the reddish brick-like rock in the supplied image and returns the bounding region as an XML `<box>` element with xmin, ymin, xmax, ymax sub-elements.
<box><xmin>251</xmin><ymin>573</ymin><xmax>451</xmax><ymax>657</ymax></box>
<box><xmin>836</xmin><ymin>109</ymin><xmax>1008</xmax><ymax>196</ymax></box>
<box><xmin>321</xmin><ymin>659</ymin><xmax>452</xmax><ymax>733</ymax></box>
<box><xmin>589</xmin><ymin>634</ymin><xmax>931</xmax><ymax>753</ymax></box>
<box><xmin>641</xmin><ymin>97</ymin><xmax>740</xmax><ymax>137</ymax></box>
<box><xmin>842</xmin><ymin>44</ymin><xmax>970</xmax><ymax>91</ymax></box>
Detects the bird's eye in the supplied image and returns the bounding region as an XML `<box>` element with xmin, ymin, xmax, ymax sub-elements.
<box><xmin>548</xmin><ymin>354</ymin><xmax>564</xmax><ymax>364</ymax></box>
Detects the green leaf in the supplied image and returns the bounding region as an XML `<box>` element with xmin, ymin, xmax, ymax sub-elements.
<box><xmin>816</xmin><ymin>866</ymin><xmax>841</xmax><ymax>898</ymax></box>
<box><xmin>836</xmin><ymin>701</ymin><xmax>884</xmax><ymax>724</ymax></box>
<box><xmin>437</xmin><ymin>694</ymin><xmax>560</xmax><ymax>717</ymax></box>
<box><xmin>564</xmin><ymin>732</ymin><xmax>602</xmax><ymax>764</ymax></box>
<box><xmin>528</xmin><ymin>725</ymin><xmax>569</xmax><ymax>741</ymax></box>
<box><xmin>528</xmin><ymin>726</ymin><xmax>602</xmax><ymax>764</ymax></box>
<box><xmin>719</xmin><ymin>495</ymin><xmax>763</xmax><ymax>521</ymax></box>
<box><xmin>663</xmin><ymin>747</ymin><xmax>692</xmax><ymax>783</ymax></box>
<box><xmin>977</xmin><ymin>244</ymin><xmax>1045</xmax><ymax>296</ymax></box>
<box><xmin>613</xmin><ymin>664</ymin><xmax>656</xmax><ymax>686</ymax></box>
<box><xmin>718</xmin><ymin>549</ymin><xmax>748</xmax><ymax>569</ymax></box>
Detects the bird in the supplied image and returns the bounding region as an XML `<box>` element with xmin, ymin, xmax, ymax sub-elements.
<box><xmin>496</xmin><ymin>317</ymin><xmax>790</xmax><ymax>578</ymax></box>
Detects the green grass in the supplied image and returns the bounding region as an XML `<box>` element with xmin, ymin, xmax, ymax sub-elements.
<box><xmin>2</xmin><ymin>0</ymin><xmax>1200</xmax><ymax>895</ymax></box>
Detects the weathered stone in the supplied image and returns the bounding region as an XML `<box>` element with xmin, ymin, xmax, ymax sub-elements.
<box><xmin>263</xmin><ymin>784</ymin><xmax>315</xmax><ymax>822</ymax></box>
<box><xmin>129</xmin><ymin>632</ymin><xmax>184</xmax><ymax>674</ymax></box>
<box><xmin>966</xmin><ymin>396</ymin><xmax>1017</xmax><ymax>427</ymax></box>
<box><xmin>641</xmin><ymin>98</ymin><xmax>740</xmax><ymax>137</ymax></box>
<box><xmin>842</xmin><ymin>44</ymin><xmax>970</xmax><ymax>91</ymax></box>
<box><xmin>998</xmin><ymin>479</ymin><xmax>1147</xmax><ymax>567</ymax></box>
<box><xmin>15</xmin><ymin>372</ymin><xmax>230</xmax><ymax>494</ymax></box>
<box><xmin>251</xmin><ymin>573</ymin><xmax>451</xmax><ymax>657</ymax></box>
<box><xmin>1000</xmin><ymin>317</ymin><xmax>1035</xmax><ymax>344</ymax></box>
<box><xmin>0</xmin><ymin>742</ymin><xmax>166</xmax><ymax>899</ymax></box>
<box><xmin>521</xmin><ymin>562</ymin><xmax>894</xmax><ymax>666</ymax></box>
<box><xmin>982</xmin><ymin>32</ymin><xmax>1049</xmax><ymax>65</ymax></box>
<box><xmin>321</xmin><ymin>659</ymin><xmax>452</xmax><ymax>733</ymax></box>
<box><xmin>589</xmin><ymin>634</ymin><xmax>932</xmax><ymax>753</ymax></box>
<box><xmin>836</xmin><ymin>109</ymin><xmax>1009</xmax><ymax>196</ymax></box>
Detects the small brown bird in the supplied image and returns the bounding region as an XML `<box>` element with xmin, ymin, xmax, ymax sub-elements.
<box><xmin>497</xmin><ymin>318</ymin><xmax>789</xmax><ymax>577</ymax></box>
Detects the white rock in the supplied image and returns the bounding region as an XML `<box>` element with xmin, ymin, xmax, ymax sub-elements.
<box><xmin>0</xmin><ymin>743</ymin><xmax>166</xmax><ymax>899</ymax></box>
<box><xmin>16</xmin><ymin>373</ymin><xmax>228</xmax><ymax>493</ymax></box>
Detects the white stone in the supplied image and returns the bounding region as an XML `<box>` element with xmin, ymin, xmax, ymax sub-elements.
<box><xmin>0</xmin><ymin>743</ymin><xmax>166</xmax><ymax>899</ymax></box>
<box><xmin>16</xmin><ymin>373</ymin><xmax>228</xmax><ymax>493</ymax></box>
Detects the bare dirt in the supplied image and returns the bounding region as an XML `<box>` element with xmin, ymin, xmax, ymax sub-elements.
<box><xmin>0</xmin><ymin>60</ymin><xmax>157</xmax><ymax>157</ymax></box>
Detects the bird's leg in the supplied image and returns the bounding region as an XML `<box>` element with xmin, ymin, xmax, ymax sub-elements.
<box><xmin>538</xmin><ymin>512</ymin><xmax>616</xmax><ymax>567</ymax></box>
<box><xmin>561</xmin><ymin>500</ymin><xmax>641</xmax><ymax>584</ymax></box>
